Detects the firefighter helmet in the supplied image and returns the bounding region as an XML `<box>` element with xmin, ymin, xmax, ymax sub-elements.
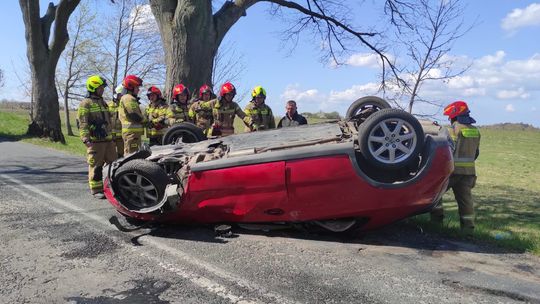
<box><xmin>172</xmin><ymin>84</ymin><xmax>190</xmax><ymax>100</ymax></box>
<box><xmin>147</xmin><ymin>86</ymin><xmax>162</xmax><ymax>99</ymax></box>
<box><xmin>122</xmin><ymin>75</ymin><xmax>143</xmax><ymax>91</ymax></box>
<box><xmin>199</xmin><ymin>84</ymin><xmax>212</xmax><ymax>98</ymax></box>
<box><xmin>86</xmin><ymin>75</ymin><xmax>107</xmax><ymax>93</ymax></box>
<box><xmin>219</xmin><ymin>82</ymin><xmax>236</xmax><ymax>97</ymax></box>
<box><xmin>444</xmin><ymin>101</ymin><xmax>470</xmax><ymax>119</ymax></box>
<box><xmin>251</xmin><ymin>86</ymin><xmax>266</xmax><ymax>98</ymax></box>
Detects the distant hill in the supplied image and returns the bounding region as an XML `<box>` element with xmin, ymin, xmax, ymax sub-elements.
<box><xmin>480</xmin><ymin>123</ymin><xmax>539</xmax><ymax>131</ymax></box>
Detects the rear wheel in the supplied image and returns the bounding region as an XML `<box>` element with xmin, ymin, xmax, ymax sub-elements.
<box><xmin>162</xmin><ymin>122</ymin><xmax>206</xmax><ymax>145</ymax></box>
<box><xmin>113</xmin><ymin>159</ymin><xmax>169</xmax><ymax>213</ymax></box>
<box><xmin>357</xmin><ymin>108</ymin><xmax>424</xmax><ymax>170</ymax></box>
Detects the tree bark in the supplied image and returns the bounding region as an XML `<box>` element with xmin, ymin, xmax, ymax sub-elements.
<box><xmin>19</xmin><ymin>0</ymin><xmax>81</xmax><ymax>143</ymax></box>
<box><xmin>150</xmin><ymin>0</ymin><xmax>257</xmax><ymax>100</ymax></box>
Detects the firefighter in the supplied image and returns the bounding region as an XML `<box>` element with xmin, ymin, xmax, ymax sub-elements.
<box><xmin>200</xmin><ymin>82</ymin><xmax>252</xmax><ymax>136</ymax></box>
<box><xmin>108</xmin><ymin>85</ymin><xmax>125</xmax><ymax>157</ymax></box>
<box><xmin>277</xmin><ymin>100</ymin><xmax>308</xmax><ymax>128</ymax></box>
<box><xmin>78</xmin><ymin>75</ymin><xmax>117</xmax><ymax>199</ymax></box>
<box><xmin>145</xmin><ymin>86</ymin><xmax>169</xmax><ymax>146</ymax></box>
<box><xmin>118</xmin><ymin>75</ymin><xmax>145</xmax><ymax>155</ymax></box>
<box><xmin>244</xmin><ymin>86</ymin><xmax>276</xmax><ymax>132</ymax></box>
<box><xmin>431</xmin><ymin>100</ymin><xmax>481</xmax><ymax>235</ymax></box>
<box><xmin>168</xmin><ymin>83</ymin><xmax>192</xmax><ymax>125</ymax></box>
<box><xmin>188</xmin><ymin>84</ymin><xmax>214</xmax><ymax>135</ymax></box>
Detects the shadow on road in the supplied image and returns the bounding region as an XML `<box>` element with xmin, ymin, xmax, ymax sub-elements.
<box><xmin>112</xmin><ymin>215</ymin><xmax>518</xmax><ymax>255</ymax></box>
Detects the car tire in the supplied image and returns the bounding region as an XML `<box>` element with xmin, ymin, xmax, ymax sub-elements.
<box><xmin>345</xmin><ymin>96</ymin><xmax>391</xmax><ymax>119</ymax></box>
<box><xmin>162</xmin><ymin>122</ymin><xmax>207</xmax><ymax>145</ymax></box>
<box><xmin>357</xmin><ymin>108</ymin><xmax>424</xmax><ymax>170</ymax></box>
<box><xmin>113</xmin><ymin>159</ymin><xmax>170</xmax><ymax>213</ymax></box>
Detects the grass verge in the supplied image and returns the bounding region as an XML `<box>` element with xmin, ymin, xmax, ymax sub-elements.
<box><xmin>0</xmin><ymin>110</ymin><xmax>86</xmax><ymax>156</ymax></box>
<box><xmin>412</xmin><ymin>128</ymin><xmax>540</xmax><ymax>255</ymax></box>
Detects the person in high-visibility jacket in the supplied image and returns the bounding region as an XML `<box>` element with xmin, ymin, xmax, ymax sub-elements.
<box><xmin>431</xmin><ymin>100</ymin><xmax>481</xmax><ymax>235</ymax></box>
<box><xmin>118</xmin><ymin>75</ymin><xmax>145</xmax><ymax>155</ymax></box>
<box><xmin>108</xmin><ymin>85</ymin><xmax>125</xmax><ymax>157</ymax></box>
<box><xmin>145</xmin><ymin>86</ymin><xmax>169</xmax><ymax>146</ymax></box>
<box><xmin>78</xmin><ymin>75</ymin><xmax>117</xmax><ymax>199</ymax></box>
<box><xmin>200</xmin><ymin>82</ymin><xmax>253</xmax><ymax>137</ymax></box>
<box><xmin>244</xmin><ymin>86</ymin><xmax>276</xmax><ymax>132</ymax></box>
<box><xmin>168</xmin><ymin>83</ymin><xmax>192</xmax><ymax>125</ymax></box>
<box><xmin>188</xmin><ymin>84</ymin><xmax>214</xmax><ymax>135</ymax></box>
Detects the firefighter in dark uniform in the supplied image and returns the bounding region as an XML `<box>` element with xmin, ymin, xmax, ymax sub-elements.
<box><xmin>277</xmin><ymin>100</ymin><xmax>308</xmax><ymax>128</ymax></box>
<box><xmin>78</xmin><ymin>75</ymin><xmax>117</xmax><ymax>199</ymax></box>
<box><xmin>118</xmin><ymin>75</ymin><xmax>145</xmax><ymax>155</ymax></box>
<box><xmin>168</xmin><ymin>83</ymin><xmax>192</xmax><ymax>125</ymax></box>
<box><xmin>200</xmin><ymin>82</ymin><xmax>253</xmax><ymax>136</ymax></box>
<box><xmin>189</xmin><ymin>84</ymin><xmax>214</xmax><ymax>135</ymax></box>
<box><xmin>244</xmin><ymin>86</ymin><xmax>276</xmax><ymax>132</ymax></box>
<box><xmin>431</xmin><ymin>100</ymin><xmax>481</xmax><ymax>235</ymax></box>
<box><xmin>145</xmin><ymin>86</ymin><xmax>169</xmax><ymax>146</ymax></box>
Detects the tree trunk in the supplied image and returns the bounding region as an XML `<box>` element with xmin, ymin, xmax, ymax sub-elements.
<box><xmin>150</xmin><ymin>0</ymin><xmax>256</xmax><ymax>100</ymax></box>
<box><xmin>28</xmin><ymin>65</ymin><xmax>65</xmax><ymax>142</ymax></box>
<box><xmin>19</xmin><ymin>0</ymin><xmax>80</xmax><ymax>143</ymax></box>
<box><xmin>63</xmin><ymin>87</ymin><xmax>73</xmax><ymax>136</ymax></box>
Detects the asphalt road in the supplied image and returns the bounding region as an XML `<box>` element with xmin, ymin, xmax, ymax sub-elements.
<box><xmin>1</xmin><ymin>138</ymin><xmax>539</xmax><ymax>304</ymax></box>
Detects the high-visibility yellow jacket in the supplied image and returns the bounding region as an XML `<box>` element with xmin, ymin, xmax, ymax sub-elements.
<box><xmin>244</xmin><ymin>102</ymin><xmax>276</xmax><ymax>131</ymax></box>
<box><xmin>168</xmin><ymin>102</ymin><xmax>191</xmax><ymax>125</ymax></box>
<box><xmin>77</xmin><ymin>95</ymin><xmax>113</xmax><ymax>143</ymax></box>
<box><xmin>145</xmin><ymin>100</ymin><xmax>170</xmax><ymax>137</ymax></box>
<box><xmin>118</xmin><ymin>93</ymin><xmax>145</xmax><ymax>135</ymax></box>
<box><xmin>449</xmin><ymin>121</ymin><xmax>481</xmax><ymax>175</ymax></box>
<box><xmin>107</xmin><ymin>100</ymin><xmax>122</xmax><ymax>139</ymax></box>
<box><xmin>199</xmin><ymin>98</ymin><xmax>252</xmax><ymax>135</ymax></box>
<box><xmin>189</xmin><ymin>100</ymin><xmax>213</xmax><ymax>134</ymax></box>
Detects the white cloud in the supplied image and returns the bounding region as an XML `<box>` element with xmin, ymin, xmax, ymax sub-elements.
<box><xmin>280</xmin><ymin>84</ymin><xmax>323</xmax><ymax>103</ymax></box>
<box><xmin>496</xmin><ymin>88</ymin><xmax>530</xmax><ymax>99</ymax></box>
<box><xmin>475</xmin><ymin>51</ymin><xmax>506</xmax><ymax>68</ymax></box>
<box><xmin>505</xmin><ymin>104</ymin><xmax>516</xmax><ymax>112</ymax></box>
<box><xmin>501</xmin><ymin>3</ymin><xmax>540</xmax><ymax>31</ymax></box>
<box><xmin>345</xmin><ymin>53</ymin><xmax>381</xmax><ymax>68</ymax></box>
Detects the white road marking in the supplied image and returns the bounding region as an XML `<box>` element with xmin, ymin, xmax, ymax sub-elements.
<box><xmin>0</xmin><ymin>174</ymin><xmax>299</xmax><ymax>304</ymax></box>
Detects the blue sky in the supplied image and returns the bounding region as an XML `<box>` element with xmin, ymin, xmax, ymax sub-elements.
<box><xmin>1</xmin><ymin>1</ymin><xmax>539</xmax><ymax>126</ymax></box>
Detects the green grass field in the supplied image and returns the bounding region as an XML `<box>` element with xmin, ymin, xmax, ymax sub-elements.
<box><xmin>1</xmin><ymin>108</ymin><xmax>539</xmax><ymax>254</ymax></box>
<box><xmin>412</xmin><ymin>128</ymin><xmax>540</xmax><ymax>254</ymax></box>
<box><xmin>0</xmin><ymin>108</ymin><xmax>87</xmax><ymax>155</ymax></box>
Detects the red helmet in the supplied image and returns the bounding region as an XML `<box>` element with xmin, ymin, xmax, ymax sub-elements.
<box><xmin>219</xmin><ymin>82</ymin><xmax>236</xmax><ymax>97</ymax></box>
<box><xmin>443</xmin><ymin>101</ymin><xmax>470</xmax><ymax>119</ymax></box>
<box><xmin>146</xmin><ymin>86</ymin><xmax>162</xmax><ymax>99</ymax></box>
<box><xmin>199</xmin><ymin>84</ymin><xmax>212</xmax><ymax>98</ymax></box>
<box><xmin>122</xmin><ymin>75</ymin><xmax>143</xmax><ymax>91</ymax></box>
<box><xmin>172</xmin><ymin>83</ymin><xmax>190</xmax><ymax>100</ymax></box>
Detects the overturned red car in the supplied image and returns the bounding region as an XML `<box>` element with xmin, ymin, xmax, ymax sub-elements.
<box><xmin>104</xmin><ymin>96</ymin><xmax>453</xmax><ymax>232</ymax></box>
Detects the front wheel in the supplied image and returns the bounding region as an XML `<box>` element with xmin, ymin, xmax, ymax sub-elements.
<box><xmin>357</xmin><ymin>108</ymin><xmax>424</xmax><ymax>170</ymax></box>
<box><xmin>113</xmin><ymin>159</ymin><xmax>170</xmax><ymax>213</ymax></box>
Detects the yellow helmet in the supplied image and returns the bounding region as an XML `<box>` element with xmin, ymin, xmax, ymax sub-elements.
<box><xmin>251</xmin><ymin>86</ymin><xmax>266</xmax><ymax>98</ymax></box>
<box><xmin>86</xmin><ymin>75</ymin><xmax>107</xmax><ymax>93</ymax></box>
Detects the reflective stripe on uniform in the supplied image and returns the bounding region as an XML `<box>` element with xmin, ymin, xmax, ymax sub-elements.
<box><xmin>461</xmin><ymin>128</ymin><xmax>480</xmax><ymax>138</ymax></box>
<box><xmin>454</xmin><ymin>157</ymin><xmax>475</xmax><ymax>167</ymax></box>
<box><xmin>122</xmin><ymin>128</ymin><xmax>144</xmax><ymax>133</ymax></box>
<box><xmin>89</xmin><ymin>180</ymin><xmax>103</xmax><ymax>189</ymax></box>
